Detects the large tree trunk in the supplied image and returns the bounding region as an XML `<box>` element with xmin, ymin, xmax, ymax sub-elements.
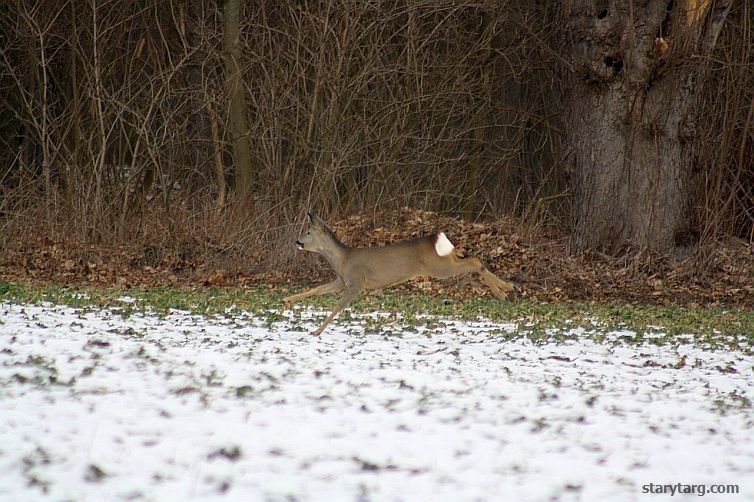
<box><xmin>561</xmin><ymin>0</ymin><xmax>733</xmax><ymax>254</ymax></box>
<box><xmin>223</xmin><ymin>0</ymin><xmax>254</xmax><ymax>207</ymax></box>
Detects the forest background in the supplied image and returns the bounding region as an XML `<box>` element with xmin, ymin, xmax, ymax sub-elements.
<box><xmin>0</xmin><ymin>0</ymin><xmax>752</xmax><ymax>307</ymax></box>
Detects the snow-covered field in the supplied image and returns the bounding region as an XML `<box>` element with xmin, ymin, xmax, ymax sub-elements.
<box><xmin>0</xmin><ymin>301</ymin><xmax>752</xmax><ymax>502</ymax></box>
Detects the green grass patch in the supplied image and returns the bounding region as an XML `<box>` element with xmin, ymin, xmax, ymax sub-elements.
<box><xmin>1</xmin><ymin>281</ymin><xmax>752</xmax><ymax>351</ymax></box>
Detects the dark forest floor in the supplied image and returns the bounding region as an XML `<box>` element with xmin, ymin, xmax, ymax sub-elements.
<box><xmin>1</xmin><ymin>208</ymin><xmax>752</xmax><ymax>309</ymax></box>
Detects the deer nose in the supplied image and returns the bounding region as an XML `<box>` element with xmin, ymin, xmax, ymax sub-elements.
<box><xmin>296</xmin><ymin>240</ymin><xmax>304</xmax><ymax>250</ymax></box>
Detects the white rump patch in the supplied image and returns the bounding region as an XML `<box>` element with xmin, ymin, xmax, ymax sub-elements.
<box><xmin>435</xmin><ymin>232</ymin><xmax>454</xmax><ymax>257</ymax></box>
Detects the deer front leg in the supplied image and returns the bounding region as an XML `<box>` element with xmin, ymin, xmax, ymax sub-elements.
<box><xmin>311</xmin><ymin>287</ymin><xmax>360</xmax><ymax>336</ymax></box>
<box><xmin>283</xmin><ymin>278</ymin><xmax>344</xmax><ymax>305</ymax></box>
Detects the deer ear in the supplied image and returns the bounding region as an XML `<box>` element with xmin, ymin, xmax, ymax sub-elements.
<box><xmin>308</xmin><ymin>212</ymin><xmax>326</xmax><ymax>228</ymax></box>
<box><xmin>317</xmin><ymin>216</ymin><xmax>327</xmax><ymax>228</ymax></box>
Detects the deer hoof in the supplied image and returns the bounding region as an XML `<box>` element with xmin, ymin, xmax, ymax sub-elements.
<box><xmin>491</xmin><ymin>286</ymin><xmax>509</xmax><ymax>300</ymax></box>
<box><xmin>282</xmin><ymin>296</ymin><xmax>296</xmax><ymax>307</ymax></box>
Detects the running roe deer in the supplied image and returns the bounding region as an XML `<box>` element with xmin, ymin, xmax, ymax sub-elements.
<box><xmin>284</xmin><ymin>213</ymin><xmax>514</xmax><ymax>335</ymax></box>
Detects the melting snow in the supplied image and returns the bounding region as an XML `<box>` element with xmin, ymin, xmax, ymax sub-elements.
<box><xmin>0</xmin><ymin>302</ymin><xmax>752</xmax><ymax>501</ymax></box>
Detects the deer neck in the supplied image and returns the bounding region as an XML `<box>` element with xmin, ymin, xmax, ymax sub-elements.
<box><xmin>318</xmin><ymin>233</ymin><xmax>349</xmax><ymax>274</ymax></box>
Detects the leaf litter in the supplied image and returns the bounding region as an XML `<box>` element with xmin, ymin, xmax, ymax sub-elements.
<box><xmin>2</xmin><ymin>208</ymin><xmax>752</xmax><ymax>308</ymax></box>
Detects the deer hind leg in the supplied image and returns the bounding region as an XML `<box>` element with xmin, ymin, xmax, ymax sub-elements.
<box><xmin>283</xmin><ymin>278</ymin><xmax>344</xmax><ymax>304</ymax></box>
<box><xmin>427</xmin><ymin>256</ymin><xmax>513</xmax><ymax>299</ymax></box>
<box><xmin>478</xmin><ymin>267</ymin><xmax>514</xmax><ymax>298</ymax></box>
<box><xmin>312</xmin><ymin>287</ymin><xmax>360</xmax><ymax>336</ymax></box>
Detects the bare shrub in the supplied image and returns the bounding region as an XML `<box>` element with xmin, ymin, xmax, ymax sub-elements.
<box><xmin>0</xmin><ymin>0</ymin><xmax>749</xmax><ymax>278</ymax></box>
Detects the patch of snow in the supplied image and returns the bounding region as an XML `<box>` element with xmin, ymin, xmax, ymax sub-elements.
<box><xmin>0</xmin><ymin>302</ymin><xmax>752</xmax><ymax>501</ymax></box>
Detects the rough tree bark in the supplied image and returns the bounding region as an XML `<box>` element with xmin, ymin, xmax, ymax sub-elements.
<box><xmin>223</xmin><ymin>0</ymin><xmax>254</xmax><ymax>207</ymax></box>
<box><xmin>561</xmin><ymin>0</ymin><xmax>733</xmax><ymax>254</ymax></box>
